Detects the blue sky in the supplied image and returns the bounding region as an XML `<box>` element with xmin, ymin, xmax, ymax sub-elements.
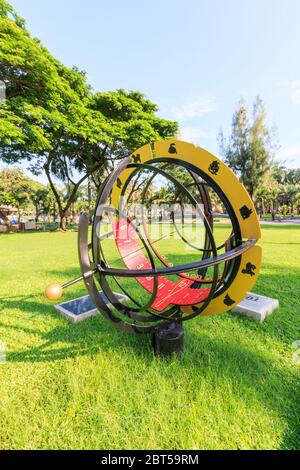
<box><xmin>8</xmin><ymin>0</ymin><xmax>300</xmax><ymax>183</ymax></box>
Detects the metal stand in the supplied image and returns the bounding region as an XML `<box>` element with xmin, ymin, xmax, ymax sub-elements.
<box><xmin>153</xmin><ymin>322</ymin><xmax>184</xmax><ymax>357</ymax></box>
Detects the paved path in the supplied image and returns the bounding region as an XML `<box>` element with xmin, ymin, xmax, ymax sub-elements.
<box><xmin>260</xmin><ymin>218</ymin><xmax>300</xmax><ymax>225</ymax></box>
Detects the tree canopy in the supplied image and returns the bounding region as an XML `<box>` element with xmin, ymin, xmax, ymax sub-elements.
<box><xmin>0</xmin><ymin>0</ymin><xmax>178</xmax><ymax>228</ymax></box>
<box><xmin>218</xmin><ymin>97</ymin><xmax>276</xmax><ymax>203</ymax></box>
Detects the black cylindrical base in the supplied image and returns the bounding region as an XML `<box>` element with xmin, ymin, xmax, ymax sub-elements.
<box><xmin>153</xmin><ymin>321</ymin><xmax>184</xmax><ymax>357</ymax></box>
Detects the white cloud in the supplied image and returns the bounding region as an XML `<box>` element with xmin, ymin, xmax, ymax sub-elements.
<box><xmin>277</xmin><ymin>144</ymin><xmax>300</xmax><ymax>167</ymax></box>
<box><xmin>169</xmin><ymin>95</ymin><xmax>216</xmax><ymax>121</ymax></box>
<box><xmin>291</xmin><ymin>80</ymin><xmax>300</xmax><ymax>105</ymax></box>
<box><xmin>179</xmin><ymin>127</ymin><xmax>215</xmax><ymax>145</ymax></box>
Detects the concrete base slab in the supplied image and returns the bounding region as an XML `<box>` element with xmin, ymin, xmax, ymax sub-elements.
<box><xmin>54</xmin><ymin>292</ymin><xmax>128</xmax><ymax>324</ymax></box>
<box><xmin>232</xmin><ymin>292</ymin><xmax>279</xmax><ymax>322</ymax></box>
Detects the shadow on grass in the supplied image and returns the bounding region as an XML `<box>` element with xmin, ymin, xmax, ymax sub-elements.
<box><xmin>0</xmin><ymin>293</ymin><xmax>41</xmax><ymax>301</ymax></box>
<box><xmin>1</xmin><ymin>299</ymin><xmax>151</xmax><ymax>363</ymax></box>
<box><xmin>1</xmin><ymin>247</ymin><xmax>300</xmax><ymax>449</ymax></box>
<box><xmin>2</xmin><ymin>256</ymin><xmax>300</xmax><ymax>357</ymax></box>
<box><xmin>185</xmin><ymin>330</ymin><xmax>300</xmax><ymax>450</ymax></box>
<box><xmin>2</xmin><ymin>302</ymin><xmax>300</xmax><ymax>449</ymax></box>
<box><xmin>45</xmin><ymin>267</ymin><xmax>82</xmax><ymax>281</ymax></box>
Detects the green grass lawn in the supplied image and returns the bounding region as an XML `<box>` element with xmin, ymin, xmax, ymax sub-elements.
<box><xmin>0</xmin><ymin>224</ymin><xmax>300</xmax><ymax>450</ymax></box>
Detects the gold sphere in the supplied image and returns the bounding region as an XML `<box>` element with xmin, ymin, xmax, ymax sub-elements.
<box><xmin>215</xmin><ymin>205</ymin><xmax>223</xmax><ymax>214</ymax></box>
<box><xmin>45</xmin><ymin>284</ymin><xmax>63</xmax><ymax>301</ymax></box>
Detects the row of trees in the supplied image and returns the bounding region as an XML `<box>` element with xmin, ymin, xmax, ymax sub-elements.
<box><xmin>0</xmin><ymin>168</ymin><xmax>53</xmax><ymax>228</ymax></box>
<box><xmin>0</xmin><ymin>1</ymin><xmax>299</xmax><ymax>230</ymax></box>
<box><xmin>256</xmin><ymin>166</ymin><xmax>300</xmax><ymax>216</ymax></box>
<box><xmin>0</xmin><ymin>167</ymin><xmax>98</xmax><ymax>230</ymax></box>
<box><xmin>219</xmin><ymin>97</ymin><xmax>300</xmax><ymax>216</ymax></box>
<box><xmin>149</xmin><ymin>97</ymin><xmax>299</xmax><ymax>218</ymax></box>
<box><xmin>0</xmin><ymin>0</ymin><xmax>177</xmax><ymax>229</ymax></box>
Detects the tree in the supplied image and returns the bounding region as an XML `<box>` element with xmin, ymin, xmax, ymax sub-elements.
<box><xmin>0</xmin><ymin>1</ymin><xmax>109</xmax><ymax>229</ymax></box>
<box><xmin>218</xmin><ymin>96</ymin><xmax>275</xmax><ymax>203</ymax></box>
<box><xmin>253</xmin><ymin>160</ymin><xmax>300</xmax><ymax>217</ymax></box>
<box><xmin>0</xmin><ymin>167</ymin><xmax>33</xmax><ymax>229</ymax></box>
<box><xmin>30</xmin><ymin>185</ymin><xmax>56</xmax><ymax>223</ymax></box>
<box><xmin>256</xmin><ymin>171</ymin><xmax>280</xmax><ymax>215</ymax></box>
<box><xmin>0</xmin><ymin>1</ymin><xmax>178</xmax><ymax>229</ymax></box>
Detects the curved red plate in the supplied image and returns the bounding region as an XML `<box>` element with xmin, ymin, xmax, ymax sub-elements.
<box><xmin>113</xmin><ymin>220</ymin><xmax>210</xmax><ymax>312</ymax></box>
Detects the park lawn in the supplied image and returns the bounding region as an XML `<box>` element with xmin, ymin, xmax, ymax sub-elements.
<box><xmin>0</xmin><ymin>224</ymin><xmax>299</xmax><ymax>450</ymax></box>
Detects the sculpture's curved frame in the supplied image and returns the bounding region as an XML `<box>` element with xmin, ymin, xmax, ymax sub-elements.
<box><xmin>77</xmin><ymin>140</ymin><xmax>262</xmax><ymax>332</ymax></box>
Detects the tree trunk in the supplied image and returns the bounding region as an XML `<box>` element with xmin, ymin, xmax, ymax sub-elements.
<box><xmin>35</xmin><ymin>205</ymin><xmax>39</xmax><ymax>223</ymax></box>
<box><xmin>88</xmin><ymin>177</ymin><xmax>92</xmax><ymax>224</ymax></box>
<box><xmin>60</xmin><ymin>212</ymin><xmax>67</xmax><ymax>231</ymax></box>
<box><xmin>44</xmin><ymin>155</ymin><xmax>102</xmax><ymax>229</ymax></box>
<box><xmin>70</xmin><ymin>203</ymin><xmax>74</xmax><ymax>225</ymax></box>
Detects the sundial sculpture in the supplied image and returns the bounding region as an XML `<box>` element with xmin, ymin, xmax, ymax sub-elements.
<box><xmin>45</xmin><ymin>140</ymin><xmax>262</xmax><ymax>355</ymax></box>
